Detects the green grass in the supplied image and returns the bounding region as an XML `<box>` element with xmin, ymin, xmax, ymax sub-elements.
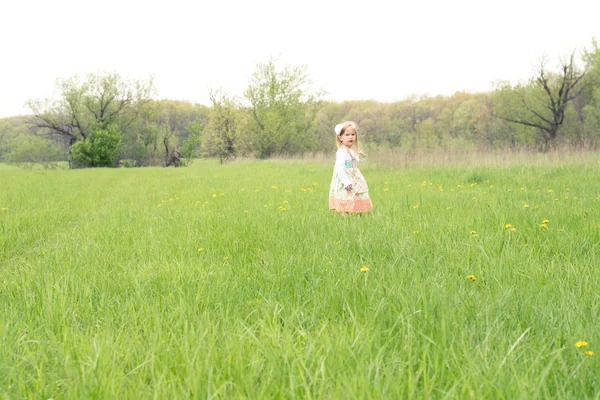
<box><xmin>1</xmin><ymin>157</ymin><xmax>599</xmax><ymax>398</ymax></box>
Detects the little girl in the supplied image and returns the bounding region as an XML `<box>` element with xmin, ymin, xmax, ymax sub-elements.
<box><xmin>329</xmin><ymin>121</ymin><xmax>373</xmax><ymax>214</ymax></box>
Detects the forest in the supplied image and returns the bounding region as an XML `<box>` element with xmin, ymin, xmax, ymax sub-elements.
<box><xmin>2</xmin><ymin>39</ymin><xmax>600</xmax><ymax>168</ymax></box>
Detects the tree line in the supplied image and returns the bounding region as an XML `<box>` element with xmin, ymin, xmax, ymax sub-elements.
<box><xmin>2</xmin><ymin>40</ymin><xmax>600</xmax><ymax>168</ymax></box>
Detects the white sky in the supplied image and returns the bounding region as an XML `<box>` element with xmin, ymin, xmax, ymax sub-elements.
<box><xmin>1</xmin><ymin>0</ymin><xmax>599</xmax><ymax>118</ymax></box>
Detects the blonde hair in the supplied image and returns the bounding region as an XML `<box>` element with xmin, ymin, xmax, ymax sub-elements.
<box><xmin>336</xmin><ymin>121</ymin><xmax>361</xmax><ymax>155</ymax></box>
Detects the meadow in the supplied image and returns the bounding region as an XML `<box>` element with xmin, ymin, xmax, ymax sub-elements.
<box><xmin>1</xmin><ymin>153</ymin><xmax>599</xmax><ymax>399</ymax></box>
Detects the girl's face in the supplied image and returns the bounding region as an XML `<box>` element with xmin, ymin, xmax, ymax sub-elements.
<box><xmin>339</xmin><ymin>126</ymin><xmax>356</xmax><ymax>148</ymax></box>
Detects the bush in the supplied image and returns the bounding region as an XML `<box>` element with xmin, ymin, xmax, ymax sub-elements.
<box><xmin>70</xmin><ymin>123</ymin><xmax>122</xmax><ymax>168</ymax></box>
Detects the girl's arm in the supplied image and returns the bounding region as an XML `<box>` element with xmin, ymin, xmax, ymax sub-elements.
<box><xmin>334</xmin><ymin>150</ymin><xmax>352</xmax><ymax>187</ymax></box>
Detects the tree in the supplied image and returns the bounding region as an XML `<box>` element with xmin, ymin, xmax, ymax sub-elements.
<box><xmin>28</xmin><ymin>72</ymin><xmax>155</xmax><ymax>165</ymax></box>
<box><xmin>493</xmin><ymin>53</ymin><xmax>587</xmax><ymax>149</ymax></box>
<box><xmin>244</xmin><ymin>59</ymin><xmax>323</xmax><ymax>158</ymax></box>
<box><xmin>204</xmin><ymin>89</ymin><xmax>239</xmax><ymax>164</ymax></box>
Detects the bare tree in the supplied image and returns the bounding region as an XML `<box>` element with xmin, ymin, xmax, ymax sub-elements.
<box><xmin>494</xmin><ymin>53</ymin><xmax>587</xmax><ymax>149</ymax></box>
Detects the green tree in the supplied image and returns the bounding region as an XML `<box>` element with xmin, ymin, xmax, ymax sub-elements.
<box><xmin>28</xmin><ymin>72</ymin><xmax>155</xmax><ymax>165</ymax></box>
<box><xmin>203</xmin><ymin>90</ymin><xmax>239</xmax><ymax>164</ymax></box>
<box><xmin>244</xmin><ymin>59</ymin><xmax>323</xmax><ymax>158</ymax></box>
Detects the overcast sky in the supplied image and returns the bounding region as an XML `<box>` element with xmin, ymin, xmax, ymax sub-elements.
<box><xmin>1</xmin><ymin>0</ymin><xmax>599</xmax><ymax>118</ymax></box>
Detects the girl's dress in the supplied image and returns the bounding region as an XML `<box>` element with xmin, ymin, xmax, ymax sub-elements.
<box><xmin>329</xmin><ymin>147</ymin><xmax>373</xmax><ymax>213</ymax></box>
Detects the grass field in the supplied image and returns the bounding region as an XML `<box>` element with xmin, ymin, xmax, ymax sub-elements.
<box><xmin>1</xmin><ymin>155</ymin><xmax>600</xmax><ymax>398</ymax></box>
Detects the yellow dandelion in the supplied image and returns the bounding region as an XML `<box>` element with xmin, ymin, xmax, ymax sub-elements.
<box><xmin>169</xmin><ymin>198</ymin><xmax>174</xmax><ymax>202</ymax></box>
<box><xmin>564</xmin><ymin>196</ymin><xmax>569</xmax><ymax>200</ymax></box>
<box><xmin>470</xmin><ymin>183</ymin><xmax>476</xmax><ymax>187</ymax></box>
<box><xmin>523</xmin><ymin>244</ymin><xmax>529</xmax><ymax>247</ymax></box>
<box><xmin>576</xmin><ymin>340</ymin><xmax>589</xmax><ymax>348</ymax></box>
<box><xmin>283</xmin><ymin>200</ymin><xmax>289</xmax><ymax>204</ymax></box>
<box><xmin>467</xmin><ymin>275</ymin><xmax>476</xmax><ymax>281</ymax></box>
<box><xmin>472</xmin><ymin>197</ymin><xmax>476</xmax><ymax>201</ymax></box>
<box><xmin>566</xmin><ymin>188</ymin><xmax>570</xmax><ymax>191</ymax></box>
<box><xmin>219</xmin><ymin>193</ymin><xmax>224</xmax><ymax>197</ymax></box>
<box><xmin>384</xmin><ymin>188</ymin><xmax>389</xmax><ymax>192</ymax></box>
<box><xmin>508</xmin><ymin>189</ymin><xmax>512</xmax><ymax>192</ymax></box>
<box><xmin>547</xmin><ymin>189</ymin><xmax>553</xmax><ymax>193</ymax></box>
<box><xmin>223</xmin><ymin>256</ymin><xmax>229</xmax><ymax>261</ymax></box>
<box><xmin>520</xmin><ymin>187</ymin><xmax>525</xmax><ymax>191</ymax></box>
<box><xmin>413</xmin><ymin>204</ymin><xmax>419</xmax><ymax>209</ymax></box>
<box><xmin>313</xmin><ymin>182</ymin><xmax>318</xmax><ymax>186</ymax></box>
<box><xmin>490</xmin><ymin>185</ymin><xmax>494</xmax><ymax>189</ymax></box>
<box><xmin>1</xmin><ymin>208</ymin><xmax>7</xmax><ymax>211</ymax></box>
<box><xmin>408</xmin><ymin>184</ymin><xmax>412</xmax><ymax>187</ymax></box>
<box><xmin>524</xmin><ymin>204</ymin><xmax>529</xmax><ymax>208</ymax></box>
<box><xmin>540</xmin><ymin>224</ymin><xmax>547</xmax><ymax>231</ymax></box>
<box><xmin>271</xmin><ymin>186</ymin><xmax>278</xmax><ymax>189</ymax></box>
<box><xmin>384</xmin><ymin>182</ymin><xmax>389</xmax><ymax>185</ymax></box>
<box><xmin>470</xmin><ymin>230</ymin><xmax>478</xmax><ymax>237</ymax></box>
<box><xmin>254</xmin><ymin>189</ymin><xmax>259</xmax><ymax>192</ymax></box>
<box><xmin>157</xmin><ymin>204</ymin><xmax>162</xmax><ymax>207</ymax></box>
<box><xmin>505</xmin><ymin>224</ymin><xmax>511</xmax><ymax>229</ymax></box>
<box><xmin>212</xmin><ymin>194</ymin><xmax>217</xmax><ymax>198</ymax></box>
<box><xmin>542</xmin><ymin>219</ymin><xmax>550</xmax><ymax>224</ymax></box>
<box><xmin>244</xmin><ymin>210</ymin><xmax>249</xmax><ymax>213</ymax></box>
<box><xmin>510</xmin><ymin>227</ymin><xmax>517</xmax><ymax>232</ymax></box>
<box><xmin>413</xmin><ymin>230</ymin><xmax>419</xmax><ymax>235</ymax></box>
<box><xmin>585</xmin><ymin>351</ymin><xmax>594</xmax><ymax>356</ymax></box>
<box><xmin>554</xmin><ymin>197</ymin><xmax>559</xmax><ymax>201</ymax></box>
<box><xmin>360</xmin><ymin>266</ymin><xmax>369</xmax><ymax>272</ymax></box>
<box><xmin>197</xmin><ymin>248</ymin><xmax>204</xmax><ymax>252</ymax></box>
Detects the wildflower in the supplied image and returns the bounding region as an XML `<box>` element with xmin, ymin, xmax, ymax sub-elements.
<box><xmin>413</xmin><ymin>204</ymin><xmax>419</xmax><ymax>209</ymax></box>
<box><xmin>510</xmin><ymin>227</ymin><xmax>517</xmax><ymax>232</ymax></box>
<box><xmin>283</xmin><ymin>200</ymin><xmax>289</xmax><ymax>204</ymax></box>
<box><xmin>505</xmin><ymin>224</ymin><xmax>511</xmax><ymax>229</ymax></box>
<box><xmin>408</xmin><ymin>184</ymin><xmax>412</xmax><ymax>187</ymax></box>
<box><xmin>360</xmin><ymin>266</ymin><xmax>369</xmax><ymax>272</ymax></box>
<box><xmin>470</xmin><ymin>183</ymin><xmax>476</xmax><ymax>188</ymax></box>
<box><xmin>554</xmin><ymin>197</ymin><xmax>559</xmax><ymax>201</ymax></box>
<box><xmin>467</xmin><ymin>275</ymin><xmax>476</xmax><ymax>281</ymax></box>
<box><xmin>576</xmin><ymin>340</ymin><xmax>589</xmax><ymax>348</ymax></box>
<box><xmin>540</xmin><ymin>224</ymin><xmax>547</xmax><ymax>231</ymax></box>
<box><xmin>254</xmin><ymin>189</ymin><xmax>259</xmax><ymax>192</ymax></box>
<box><xmin>244</xmin><ymin>210</ymin><xmax>249</xmax><ymax>213</ymax></box>
<box><xmin>490</xmin><ymin>185</ymin><xmax>494</xmax><ymax>189</ymax></box>
<box><xmin>566</xmin><ymin>188</ymin><xmax>570</xmax><ymax>191</ymax></box>
<box><xmin>508</xmin><ymin>189</ymin><xmax>512</xmax><ymax>192</ymax></box>
<box><xmin>524</xmin><ymin>204</ymin><xmax>529</xmax><ymax>208</ymax></box>
<box><xmin>285</xmin><ymin>189</ymin><xmax>291</xmax><ymax>193</ymax></box>
<box><xmin>212</xmin><ymin>194</ymin><xmax>217</xmax><ymax>198</ymax></box>
<box><xmin>520</xmin><ymin>188</ymin><xmax>525</xmax><ymax>191</ymax></box>
<box><xmin>470</xmin><ymin>230</ymin><xmax>478</xmax><ymax>237</ymax></box>
<box><xmin>384</xmin><ymin>188</ymin><xmax>389</xmax><ymax>192</ymax></box>
<box><xmin>313</xmin><ymin>182</ymin><xmax>318</xmax><ymax>186</ymax></box>
<box><xmin>585</xmin><ymin>351</ymin><xmax>594</xmax><ymax>356</ymax></box>
<box><xmin>523</xmin><ymin>244</ymin><xmax>529</xmax><ymax>247</ymax></box>
<box><xmin>223</xmin><ymin>256</ymin><xmax>229</xmax><ymax>261</ymax></box>
<box><xmin>271</xmin><ymin>186</ymin><xmax>278</xmax><ymax>189</ymax></box>
<box><xmin>157</xmin><ymin>204</ymin><xmax>162</xmax><ymax>207</ymax></box>
<box><xmin>198</xmin><ymin>248</ymin><xmax>204</xmax><ymax>252</ymax></box>
<box><xmin>472</xmin><ymin>197</ymin><xmax>476</xmax><ymax>201</ymax></box>
<box><xmin>547</xmin><ymin>189</ymin><xmax>553</xmax><ymax>193</ymax></box>
<box><xmin>219</xmin><ymin>193</ymin><xmax>224</xmax><ymax>197</ymax></box>
<box><xmin>542</xmin><ymin>219</ymin><xmax>550</xmax><ymax>224</ymax></box>
<box><xmin>413</xmin><ymin>230</ymin><xmax>419</xmax><ymax>235</ymax></box>
<box><xmin>169</xmin><ymin>198</ymin><xmax>174</xmax><ymax>202</ymax></box>
<box><xmin>1</xmin><ymin>208</ymin><xmax>6</xmax><ymax>211</ymax></box>
<box><xmin>384</xmin><ymin>182</ymin><xmax>389</xmax><ymax>185</ymax></box>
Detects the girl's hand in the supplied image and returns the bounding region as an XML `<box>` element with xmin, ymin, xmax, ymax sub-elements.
<box><xmin>345</xmin><ymin>184</ymin><xmax>353</xmax><ymax>192</ymax></box>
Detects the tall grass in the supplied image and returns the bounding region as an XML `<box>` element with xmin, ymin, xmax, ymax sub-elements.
<box><xmin>1</xmin><ymin>155</ymin><xmax>599</xmax><ymax>398</ymax></box>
